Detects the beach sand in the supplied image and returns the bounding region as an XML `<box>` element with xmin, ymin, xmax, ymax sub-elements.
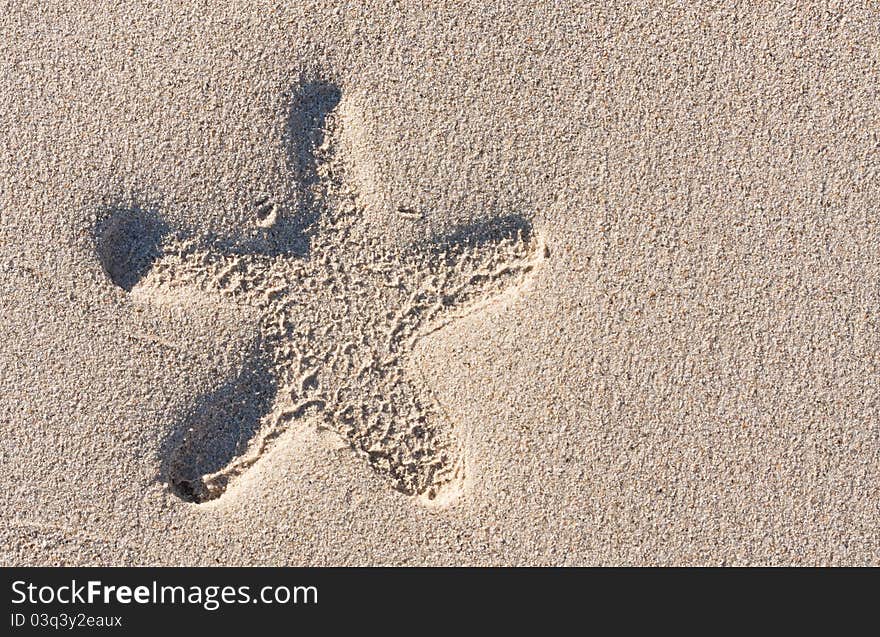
<box><xmin>1</xmin><ymin>1</ymin><xmax>878</xmax><ymax>565</ymax></box>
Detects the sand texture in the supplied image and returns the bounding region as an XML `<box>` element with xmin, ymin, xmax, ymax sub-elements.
<box><xmin>2</xmin><ymin>1</ymin><xmax>879</xmax><ymax>565</ymax></box>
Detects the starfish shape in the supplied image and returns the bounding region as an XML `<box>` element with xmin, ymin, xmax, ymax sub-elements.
<box><xmin>97</xmin><ymin>82</ymin><xmax>547</xmax><ymax>505</ymax></box>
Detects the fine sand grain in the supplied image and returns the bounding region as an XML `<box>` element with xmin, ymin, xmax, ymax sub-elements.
<box><xmin>1</xmin><ymin>1</ymin><xmax>879</xmax><ymax>565</ymax></box>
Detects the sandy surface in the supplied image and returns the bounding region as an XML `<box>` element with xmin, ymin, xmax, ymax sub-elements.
<box><xmin>2</xmin><ymin>1</ymin><xmax>879</xmax><ymax>566</ymax></box>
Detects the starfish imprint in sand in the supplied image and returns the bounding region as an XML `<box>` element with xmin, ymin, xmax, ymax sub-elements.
<box><xmin>97</xmin><ymin>81</ymin><xmax>547</xmax><ymax>505</ymax></box>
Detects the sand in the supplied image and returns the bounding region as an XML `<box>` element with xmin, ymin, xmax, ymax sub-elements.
<box><xmin>1</xmin><ymin>1</ymin><xmax>878</xmax><ymax>566</ymax></box>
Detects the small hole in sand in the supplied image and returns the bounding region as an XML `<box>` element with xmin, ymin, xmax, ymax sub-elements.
<box><xmin>171</xmin><ymin>479</ymin><xmax>202</xmax><ymax>504</ymax></box>
<box><xmin>94</xmin><ymin>205</ymin><xmax>167</xmax><ymax>291</ymax></box>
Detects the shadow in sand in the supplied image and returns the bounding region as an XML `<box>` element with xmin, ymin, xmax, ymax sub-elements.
<box><xmin>160</xmin><ymin>346</ymin><xmax>278</xmax><ymax>503</ymax></box>
<box><xmin>94</xmin><ymin>205</ymin><xmax>168</xmax><ymax>291</ymax></box>
<box><xmin>408</xmin><ymin>213</ymin><xmax>535</xmax><ymax>267</ymax></box>
<box><xmin>246</xmin><ymin>79</ymin><xmax>342</xmax><ymax>258</ymax></box>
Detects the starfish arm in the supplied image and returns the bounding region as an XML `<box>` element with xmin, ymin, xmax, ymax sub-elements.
<box><xmin>177</xmin><ymin>351</ymin><xmax>465</xmax><ymax>504</ymax></box>
<box><xmin>385</xmin><ymin>218</ymin><xmax>546</xmax><ymax>350</ymax></box>
<box><xmin>164</xmin><ymin>351</ymin><xmax>278</xmax><ymax>503</ymax></box>
<box><xmin>326</xmin><ymin>361</ymin><xmax>464</xmax><ymax>503</ymax></box>
<box><xmin>428</xmin><ymin>226</ymin><xmax>544</xmax><ymax>311</ymax></box>
<box><xmin>129</xmin><ymin>238</ymin><xmax>291</xmax><ymax>307</ymax></box>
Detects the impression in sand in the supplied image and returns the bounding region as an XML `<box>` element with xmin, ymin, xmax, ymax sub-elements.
<box><xmin>95</xmin><ymin>78</ymin><xmax>547</xmax><ymax>506</ymax></box>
